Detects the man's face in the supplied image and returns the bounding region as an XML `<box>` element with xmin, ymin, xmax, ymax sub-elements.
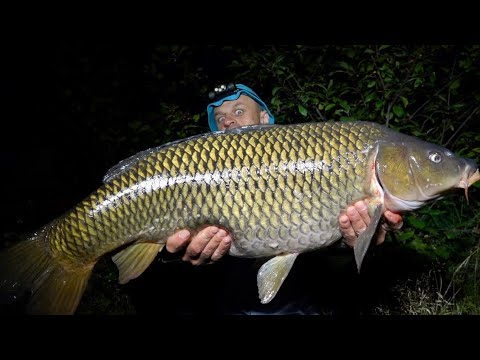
<box><xmin>213</xmin><ymin>95</ymin><xmax>269</xmax><ymax>131</ymax></box>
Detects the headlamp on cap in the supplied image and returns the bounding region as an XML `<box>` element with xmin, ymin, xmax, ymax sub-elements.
<box><xmin>208</xmin><ymin>83</ymin><xmax>238</xmax><ymax>101</ymax></box>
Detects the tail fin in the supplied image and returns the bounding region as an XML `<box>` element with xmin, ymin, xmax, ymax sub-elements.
<box><xmin>0</xmin><ymin>230</ymin><xmax>94</xmax><ymax>315</ymax></box>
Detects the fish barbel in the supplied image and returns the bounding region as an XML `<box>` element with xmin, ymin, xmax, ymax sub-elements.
<box><xmin>1</xmin><ymin>121</ymin><xmax>478</xmax><ymax>314</ymax></box>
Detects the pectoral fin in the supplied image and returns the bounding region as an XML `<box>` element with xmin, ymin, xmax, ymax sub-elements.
<box><xmin>112</xmin><ymin>242</ymin><xmax>164</xmax><ymax>284</ymax></box>
<box><xmin>353</xmin><ymin>203</ymin><xmax>383</xmax><ymax>273</ymax></box>
<box><xmin>257</xmin><ymin>253</ymin><xmax>299</xmax><ymax>304</ymax></box>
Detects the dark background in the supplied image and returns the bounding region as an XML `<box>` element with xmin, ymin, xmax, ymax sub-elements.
<box><xmin>1</xmin><ymin>43</ymin><xmax>479</xmax><ymax>315</ymax></box>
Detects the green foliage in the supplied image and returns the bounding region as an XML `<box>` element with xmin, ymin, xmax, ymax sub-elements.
<box><xmin>220</xmin><ymin>45</ymin><xmax>480</xmax><ymax>267</ymax></box>
<box><xmin>81</xmin><ymin>45</ymin><xmax>480</xmax><ymax>314</ymax></box>
<box><xmin>397</xmin><ymin>192</ymin><xmax>480</xmax><ymax>263</ymax></box>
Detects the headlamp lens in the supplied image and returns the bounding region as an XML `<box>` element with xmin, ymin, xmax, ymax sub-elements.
<box><xmin>208</xmin><ymin>83</ymin><xmax>238</xmax><ymax>101</ymax></box>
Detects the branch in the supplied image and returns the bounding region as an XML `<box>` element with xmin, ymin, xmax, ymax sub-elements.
<box><xmin>371</xmin><ymin>46</ymin><xmax>386</xmax><ymax>91</ymax></box>
<box><xmin>408</xmin><ymin>72</ymin><xmax>465</xmax><ymax>121</ymax></box>
<box><xmin>385</xmin><ymin>54</ymin><xmax>419</xmax><ymax>127</ymax></box>
<box><xmin>445</xmin><ymin>105</ymin><xmax>480</xmax><ymax>147</ymax></box>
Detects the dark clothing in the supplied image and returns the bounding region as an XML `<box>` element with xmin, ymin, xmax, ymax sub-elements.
<box><xmin>126</xmin><ymin>245</ymin><xmax>372</xmax><ymax>315</ymax></box>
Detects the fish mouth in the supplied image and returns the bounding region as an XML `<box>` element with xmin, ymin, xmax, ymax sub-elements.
<box><xmin>458</xmin><ymin>168</ymin><xmax>480</xmax><ymax>203</ymax></box>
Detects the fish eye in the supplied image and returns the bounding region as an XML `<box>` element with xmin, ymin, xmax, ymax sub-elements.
<box><xmin>429</xmin><ymin>152</ymin><xmax>442</xmax><ymax>163</ymax></box>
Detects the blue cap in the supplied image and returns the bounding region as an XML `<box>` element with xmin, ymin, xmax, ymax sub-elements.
<box><xmin>207</xmin><ymin>84</ymin><xmax>275</xmax><ymax>131</ymax></box>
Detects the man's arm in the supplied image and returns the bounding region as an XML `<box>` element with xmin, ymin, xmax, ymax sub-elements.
<box><xmin>166</xmin><ymin>201</ymin><xmax>403</xmax><ymax>265</ymax></box>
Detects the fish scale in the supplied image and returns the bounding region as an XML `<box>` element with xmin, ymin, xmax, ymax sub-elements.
<box><xmin>44</xmin><ymin>122</ymin><xmax>381</xmax><ymax>262</ymax></box>
<box><xmin>3</xmin><ymin>120</ymin><xmax>478</xmax><ymax>314</ymax></box>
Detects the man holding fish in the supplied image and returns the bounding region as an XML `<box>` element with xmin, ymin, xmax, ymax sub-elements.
<box><xmin>4</xmin><ymin>83</ymin><xmax>477</xmax><ymax>315</ymax></box>
<box><xmin>157</xmin><ymin>83</ymin><xmax>403</xmax><ymax>315</ymax></box>
<box><xmin>165</xmin><ymin>83</ymin><xmax>403</xmax><ymax>266</ymax></box>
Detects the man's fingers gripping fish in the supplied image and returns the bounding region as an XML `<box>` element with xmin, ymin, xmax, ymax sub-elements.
<box><xmin>1</xmin><ymin>121</ymin><xmax>479</xmax><ymax>314</ymax></box>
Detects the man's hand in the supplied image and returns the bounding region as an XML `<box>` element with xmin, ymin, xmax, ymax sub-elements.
<box><xmin>165</xmin><ymin>226</ymin><xmax>232</xmax><ymax>265</ymax></box>
<box><xmin>166</xmin><ymin>200</ymin><xmax>403</xmax><ymax>266</ymax></box>
<box><xmin>339</xmin><ymin>201</ymin><xmax>403</xmax><ymax>248</ymax></box>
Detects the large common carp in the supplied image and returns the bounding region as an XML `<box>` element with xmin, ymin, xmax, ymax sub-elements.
<box><xmin>1</xmin><ymin>121</ymin><xmax>479</xmax><ymax>314</ymax></box>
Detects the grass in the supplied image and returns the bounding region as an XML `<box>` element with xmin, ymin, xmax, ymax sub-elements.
<box><xmin>375</xmin><ymin>242</ymin><xmax>480</xmax><ymax>315</ymax></box>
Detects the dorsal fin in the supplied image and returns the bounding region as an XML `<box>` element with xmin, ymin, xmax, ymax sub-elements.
<box><xmin>102</xmin><ymin>124</ymin><xmax>278</xmax><ymax>183</ymax></box>
<box><xmin>225</xmin><ymin>124</ymin><xmax>276</xmax><ymax>133</ymax></box>
<box><xmin>102</xmin><ymin>133</ymin><xmax>209</xmax><ymax>184</ymax></box>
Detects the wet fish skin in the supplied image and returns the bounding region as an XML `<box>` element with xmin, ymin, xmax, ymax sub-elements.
<box><xmin>0</xmin><ymin>121</ymin><xmax>478</xmax><ymax>314</ymax></box>
<box><xmin>52</xmin><ymin>121</ymin><xmax>384</xmax><ymax>261</ymax></box>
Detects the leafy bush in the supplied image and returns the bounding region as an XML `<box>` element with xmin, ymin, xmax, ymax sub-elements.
<box><xmin>142</xmin><ymin>45</ymin><xmax>480</xmax><ymax>314</ymax></box>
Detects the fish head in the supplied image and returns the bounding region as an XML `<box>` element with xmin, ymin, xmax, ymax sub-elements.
<box><xmin>375</xmin><ymin>137</ymin><xmax>480</xmax><ymax>212</ymax></box>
